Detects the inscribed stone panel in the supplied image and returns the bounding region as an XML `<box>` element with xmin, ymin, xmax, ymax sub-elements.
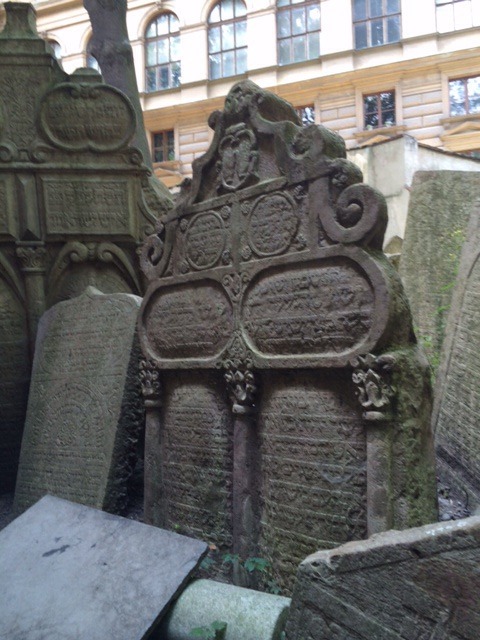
<box><xmin>285</xmin><ymin>517</ymin><xmax>480</xmax><ymax>640</ymax></box>
<box><xmin>434</xmin><ymin>202</ymin><xmax>480</xmax><ymax>512</ymax></box>
<box><xmin>14</xmin><ymin>287</ymin><xmax>143</xmax><ymax>514</ymax></box>
<box><xmin>161</xmin><ymin>371</ymin><xmax>233</xmax><ymax>550</ymax></box>
<box><xmin>0</xmin><ymin>278</ymin><xmax>30</xmax><ymax>490</ymax></box>
<box><xmin>259</xmin><ymin>370</ymin><xmax>366</xmax><ymax>590</ymax></box>
<box><xmin>399</xmin><ymin>171</ymin><xmax>480</xmax><ymax>366</ymax></box>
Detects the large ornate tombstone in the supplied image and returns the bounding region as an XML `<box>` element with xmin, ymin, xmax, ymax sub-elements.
<box><xmin>0</xmin><ymin>3</ymin><xmax>171</xmax><ymax>491</ymax></box>
<box><xmin>138</xmin><ymin>81</ymin><xmax>437</xmax><ymax>590</ymax></box>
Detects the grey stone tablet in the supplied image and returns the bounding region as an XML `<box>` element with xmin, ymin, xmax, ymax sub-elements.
<box><xmin>0</xmin><ymin>495</ymin><xmax>208</xmax><ymax>640</ymax></box>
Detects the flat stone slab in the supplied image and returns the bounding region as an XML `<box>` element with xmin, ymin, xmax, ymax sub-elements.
<box><xmin>0</xmin><ymin>495</ymin><xmax>208</xmax><ymax>640</ymax></box>
<box><xmin>285</xmin><ymin>516</ymin><xmax>480</xmax><ymax>639</ymax></box>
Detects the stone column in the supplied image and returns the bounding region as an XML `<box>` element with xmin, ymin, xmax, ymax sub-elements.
<box><xmin>139</xmin><ymin>358</ymin><xmax>164</xmax><ymax>526</ymax></box>
<box><xmin>16</xmin><ymin>242</ymin><xmax>47</xmax><ymax>356</ymax></box>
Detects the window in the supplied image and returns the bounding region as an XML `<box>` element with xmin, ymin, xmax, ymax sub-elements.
<box><xmin>353</xmin><ymin>0</ymin><xmax>401</xmax><ymax>50</ymax></box>
<box><xmin>295</xmin><ymin>105</ymin><xmax>316</xmax><ymax>125</ymax></box>
<box><xmin>86</xmin><ymin>38</ymin><xmax>100</xmax><ymax>72</ymax></box>
<box><xmin>436</xmin><ymin>0</ymin><xmax>475</xmax><ymax>32</ymax></box>
<box><xmin>449</xmin><ymin>76</ymin><xmax>480</xmax><ymax>116</ymax></box>
<box><xmin>363</xmin><ymin>91</ymin><xmax>395</xmax><ymax>128</ymax></box>
<box><xmin>145</xmin><ymin>12</ymin><xmax>181</xmax><ymax>92</ymax></box>
<box><xmin>47</xmin><ymin>39</ymin><xmax>62</xmax><ymax>61</ymax></box>
<box><xmin>152</xmin><ymin>130</ymin><xmax>175</xmax><ymax>163</ymax></box>
<box><xmin>277</xmin><ymin>0</ymin><xmax>320</xmax><ymax>66</ymax></box>
<box><xmin>208</xmin><ymin>0</ymin><xmax>247</xmax><ymax>80</ymax></box>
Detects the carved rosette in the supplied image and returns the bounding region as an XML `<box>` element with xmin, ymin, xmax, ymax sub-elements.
<box><xmin>16</xmin><ymin>245</ymin><xmax>47</xmax><ymax>273</ymax></box>
<box><xmin>351</xmin><ymin>353</ymin><xmax>396</xmax><ymax>422</ymax></box>
<box><xmin>139</xmin><ymin>358</ymin><xmax>162</xmax><ymax>408</ymax></box>
<box><xmin>220</xmin><ymin>333</ymin><xmax>258</xmax><ymax>415</ymax></box>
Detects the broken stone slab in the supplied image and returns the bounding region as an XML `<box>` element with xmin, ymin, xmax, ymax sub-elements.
<box><xmin>14</xmin><ymin>287</ymin><xmax>143</xmax><ymax>515</ymax></box>
<box><xmin>285</xmin><ymin>516</ymin><xmax>480</xmax><ymax>639</ymax></box>
<box><xmin>0</xmin><ymin>495</ymin><xmax>208</xmax><ymax>640</ymax></box>
<box><xmin>158</xmin><ymin>578</ymin><xmax>291</xmax><ymax>640</ymax></box>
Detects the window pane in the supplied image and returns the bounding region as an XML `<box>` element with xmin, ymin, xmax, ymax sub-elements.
<box><xmin>146</xmin><ymin>21</ymin><xmax>156</xmax><ymax>38</ymax></box>
<box><xmin>209</xmin><ymin>4</ymin><xmax>221</xmax><ymax>22</ymax></box>
<box><xmin>293</xmin><ymin>34</ymin><xmax>306</xmax><ymax>61</ymax></box>
<box><xmin>157</xmin><ymin>39</ymin><xmax>169</xmax><ymax>64</ymax></box>
<box><xmin>370</xmin><ymin>0</ymin><xmax>383</xmax><ymax>18</ymax></box>
<box><xmin>236</xmin><ymin>47</ymin><xmax>247</xmax><ymax>74</ymax></box>
<box><xmin>291</xmin><ymin>7</ymin><xmax>306</xmax><ymax>34</ymax></box>
<box><xmin>279</xmin><ymin>38</ymin><xmax>291</xmax><ymax>64</ymax></box>
<box><xmin>355</xmin><ymin>23</ymin><xmax>368</xmax><ymax>48</ymax></box>
<box><xmin>383</xmin><ymin>110</ymin><xmax>395</xmax><ymax>126</ymax></box>
<box><xmin>157</xmin><ymin>14</ymin><xmax>169</xmax><ymax>35</ymax></box>
<box><xmin>371</xmin><ymin>19</ymin><xmax>384</xmax><ymax>45</ymax></box>
<box><xmin>172</xmin><ymin>62</ymin><xmax>181</xmax><ymax>87</ymax></box>
<box><xmin>171</xmin><ymin>34</ymin><xmax>180</xmax><ymax>61</ymax></box>
<box><xmin>277</xmin><ymin>11</ymin><xmax>291</xmax><ymax>37</ymax></box>
<box><xmin>308</xmin><ymin>32</ymin><xmax>320</xmax><ymax>58</ymax></box>
<box><xmin>223</xmin><ymin>49</ymin><xmax>235</xmax><ymax>77</ymax></box>
<box><xmin>169</xmin><ymin>14</ymin><xmax>179</xmax><ymax>31</ymax></box>
<box><xmin>307</xmin><ymin>5</ymin><xmax>321</xmax><ymax>31</ymax></box>
<box><xmin>277</xmin><ymin>0</ymin><xmax>290</xmax><ymax>6</ymax></box>
<box><xmin>436</xmin><ymin>4</ymin><xmax>453</xmax><ymax>32</ymax></box>
<box><xmin>222</xmin><ymin>23</ymin><xmax>235</xmax><ymax>50</ymax></box>
<box><xmin>386</xmin><ymin>0</ymin><xmax>399</xmax><ymax>14</ymax></box>
<box><xmin>364</xmin><ymin>95</ymin><xmax>378</xmax><ymax>115</ymax></box>
<box><xmin>222</xmin><ymin>0</ymin><xmax>234</xmax><ymax>21</ymax></box>
<box><xmin>449</xmin><ymin>79</ymin><xmax>466</xmax><ymax>115</ymax></box>
<box><xmin>387</xmin><ymin>15</ymin><xmax>400</xmax><ymax>42</ymax></box>
<box><xmin>159</xmin><ymin>66</ymin><xmax>169</xmax><ymax>89</ymax></box>
<box><xmin>210</xmin><ymin>53</ymin><xmax>221</xmax><ymax>79</ymax></box>
<box><xmin>292</xmin><ymin>0</ymin><xmax>305</xmax><ymax>4</ymax></box>
<box><xmin>468</xmin><ymin>77</ymin><xmax>480</xmax><ymax>113</ymax></box>
<box><xmin>365</xmin><ymin>111</ymin><xmax>378</xmax><ymax>127</ymax></box>
<box><xmin>236</xmin><ymin>20</ymin><xmax>247</xmax><ymax>47</ymax></box>
<box><xmin>234</xmin><ymin>0</ymin><xmax>247</xmax><ymax>17</ymax></box>
<box><xmin>353</xmin><ymin>0</ymin><xmax>367</xmax><ymax>21</ymax></box>
<box><xmin>209</xmin><ymin>26</ymin><xmax>221</xmax><ymax>53</ymax></box>
<box><xmin>146</xmin><ymin>42</ymin><xmax>156</xmax><ymax>66</ymax></box>
<box><xmin>146</xmin><ymin>68</ymin><xmax>157</xmax><ymax>91</ymax></box>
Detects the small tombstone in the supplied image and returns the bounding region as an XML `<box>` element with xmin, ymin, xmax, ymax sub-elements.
<box><xmin>285</xmin><ymin>516</ymin><xmax>480</xmax><ymax>640</ymax></box>
<box><xmin>14</xmin><ymin>287</ymin><xmax>142</xmax><ymax>514</ymax></box>
<box><xmin>138</xmin><ymin>81</ymin><xmax>437</xmax><ymax>590</ymax></box>
<box><xmin>0</xmin><ymin>495</ymin><xmax>208</xmax><ymax>640</ymax></box>
<box><xmin>433</xmin><ymin>201</ymin><xmax>480</xmax><ymax>515</ymax></box>
<box><xmin>399</xmin><ymin>171</ymin><xmax>480</xmax><ymax>366</ymax></box>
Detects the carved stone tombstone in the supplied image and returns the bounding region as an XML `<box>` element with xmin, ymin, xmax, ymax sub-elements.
<box><xmin>138</xmin><ymin>81</ymin><xmax>437</xmax><ymax>590</ymax></box>
<box><xmin>14</xmin><ymin>288</ymin><xmax>143</xmax><ymax>514</ymax></box>
<box><xmin>0</xmin><ymin>2</ymin><xmax>172</xmax><ymax>491</ymax></box>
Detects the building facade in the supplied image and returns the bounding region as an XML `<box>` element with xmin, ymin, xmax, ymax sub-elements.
<box><xmin>5</xmin><ymin>0</ymin><xmax>480</xmax><ymax>189</ymax></box>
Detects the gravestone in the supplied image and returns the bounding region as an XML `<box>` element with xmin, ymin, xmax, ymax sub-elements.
<box><xmin>0</xmin><ymin>495</ymin><xmax>208</xmax><ymax>640</ymax></box>
<box><xmin>14</xmin><ymin>287</ymin><xmax>142</xmax><ymax>514</ymax></box>
<box><xmin>433</xmin><ymin>201</ymin><xmax>480</xmax><ymax>515</ymax></box>
<box><xmin>399</xmin><ymin>171</ymin><xmax>480</xmax><ymax>369</ymax></box>
<box><xmin>138</xmin><ymin>81</ymin><xmax>437</xmax><ymax>591</ymax></box>
<box><xmin>285</xmin><ymin>516</ymin><xmax>480</xmax><ymax>639</ymax></box>
<box><xmin>0</xmin><ymin>2</ymin><xmax>172</xmax><ymax>491</ymax></box>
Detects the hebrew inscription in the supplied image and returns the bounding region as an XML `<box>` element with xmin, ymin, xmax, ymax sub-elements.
<box><xmin>43</xmin><ymin>178</ymin><xmax>134</xmax><ymax>235</ymax></box>
<box><xmin>143</xmin><ymin>281</ymin><xmax>233</xmax><ymax>360</ymax></box>
<box><xmin>243</xmin><ymin>261</ymin><xmax>374</xmax><ymax>357</ymax></box>
<box><xmin>14</xmin><ymin>288</ymin><xmax>142</xmax><ymax>514</ymax></box>
<box><xmin>185</xmin><ymin>212</ymin><xmax>226</xmax><ymax>270</ymax></box>
<box><xmin>247</xmin><ymin>193</ymin><xmax>298</xmax><ymax>256</ymax></box>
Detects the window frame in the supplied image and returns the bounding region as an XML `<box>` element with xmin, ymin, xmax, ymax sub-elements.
<box><xmin>363</xmin><ymin>90</ymin><xmax>396</xmax><ymax>129</ymax></box>
<box><xmin>295</xmin><ymin>105</ymin><xmax>316</xmax><ymax>125</ymax></box>
<box><xmin>436</xmin><ymin>0</ymin><xmax>475</xmax><ymax>32</ymax></box>
<box><xmin>448</xmin><ymin>75</ymin><xmax>480</xmax><ymax>117</ymax></box>
<box><xmin>276</xmin><ymin>0</ymin><xmax>321</xmax><ymax>67</ymax></box>
<box><xmin>208</xmin><ymin>0</ymin><xmax>247</xmax><ymax>81</ymax></box>
<box><xmin>145</xmin><ymin>12</ymin><xmax>181</xmax><ymax>93</ymax></box>
<box><xmin>152</xmin><ymin>130</ymin><xmax>175</xmax><ymax>164</ymax></box>
<box><xmin>353</xmin><ymin>0</ymin><xmax>401</xmax><ymax>51</ymax></box>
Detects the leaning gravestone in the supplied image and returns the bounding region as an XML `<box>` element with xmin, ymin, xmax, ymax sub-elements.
<box><xmin>285</xmin><ymin>516</ymin><xmax>480</xmax><ymax>639</ymax></box>
<box><xmin>0</xmin><ymin>495</ymin><xmax>208</xmax><ymax>640</ymax></box>
<box><xmin>433</xmin><ymin>201</ymin><xmax>480</xmax><ymax>515</ymax></box>
<box><xmin>14</xmin><ymin>287</ymin><xmax>142</xmax><ymax>514</ymax></box>
<box><xmin>399</xmin><ymin>171</ymin><xmax>480</xmax><ymax>368</ymax></box>
<box><xmin>138</xmin><ymin>81</ymin><xmax>437</xmax><ymax>591</ymax></box>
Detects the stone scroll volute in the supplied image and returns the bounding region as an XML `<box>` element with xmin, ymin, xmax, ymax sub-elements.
<box><xmin>138</xmin><ymin>81</ymin><xmax>437</xmax><ymax>591</ymax></box>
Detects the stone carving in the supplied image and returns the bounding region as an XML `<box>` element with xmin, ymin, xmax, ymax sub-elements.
<box><xmin>351</xmin><ymin>353</ymin><xmax>396</xmax><ymax>421</ymax></box>
<box><xmin>14</xmin><ymin>288</ymin><xmax>143</xmax><ymax>514</ymax></box>
<box><xmin>139</xmin><ymin>358</ymin><xmax>162</xmax><ymax>407</ymax></box>
<box><xmin>138</xmin><ymin>80</ymin><xmax>437</xmax><ymax>590</ymax></box>
<box><xmin>0</xmin><ymin>3</ymin><xmax>172</xmax><ymax>489</ymax></box>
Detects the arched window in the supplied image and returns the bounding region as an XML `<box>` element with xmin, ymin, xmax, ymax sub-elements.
<box><xmin>277</xmin><ymin>0</ymin><xmax>320</xmax><ymax>66</ymax></box>
<box><xmin>47</xmin><ymin>39</ymin><xmax>62</xmax><ymax>62</ymax></box>
<box><xmin>145</xmin><ymin>12</ymin><xmax>181</xmax><ymax>92</ymax></box>
<box><xmin>208</xmin><ymin>0</ymin><xmax>247</xmax><ymax>80</ymax></box>
<box><xmin>86</xmin><ymin>38</ymin><xmax>100</xmax><ymax>72</ymax></box>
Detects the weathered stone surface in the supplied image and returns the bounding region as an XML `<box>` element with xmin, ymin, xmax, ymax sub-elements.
<box><xmin>138</xmin><ymin>80</ymin><xmax>437</xmax><ymax>591</ymax></box>
<box><xmin>0</xmin><ymin>495</ymin><xmax>208</xmax><ymax>640</ymax></box>
<box><xmin>0</xmin><ymin>2</ymin><xmax>172</xmax><ymax>490</ymax></box>
<box><xmin>399</xmin><ymin>171</ymin><xmax>480</xmax><ymax>368</ymax></box>
<box><xmin>158</xmin><ymin>579</ymin><xmax>291</xmax><ymax>640</ymax></box>
<box><xmin>14</xmin><ymin>287</ymin><xmax>142</xmax><ymax>514</ymax></box>
<box><xmin>285</xmin><ymin>516</ymin><xmax>480</xmax><ymax>640</ymax></box>
<box><xmin>433</xmin><ymin>200</ymin><xmax>480</xmax><ymax>515</ymax></box>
